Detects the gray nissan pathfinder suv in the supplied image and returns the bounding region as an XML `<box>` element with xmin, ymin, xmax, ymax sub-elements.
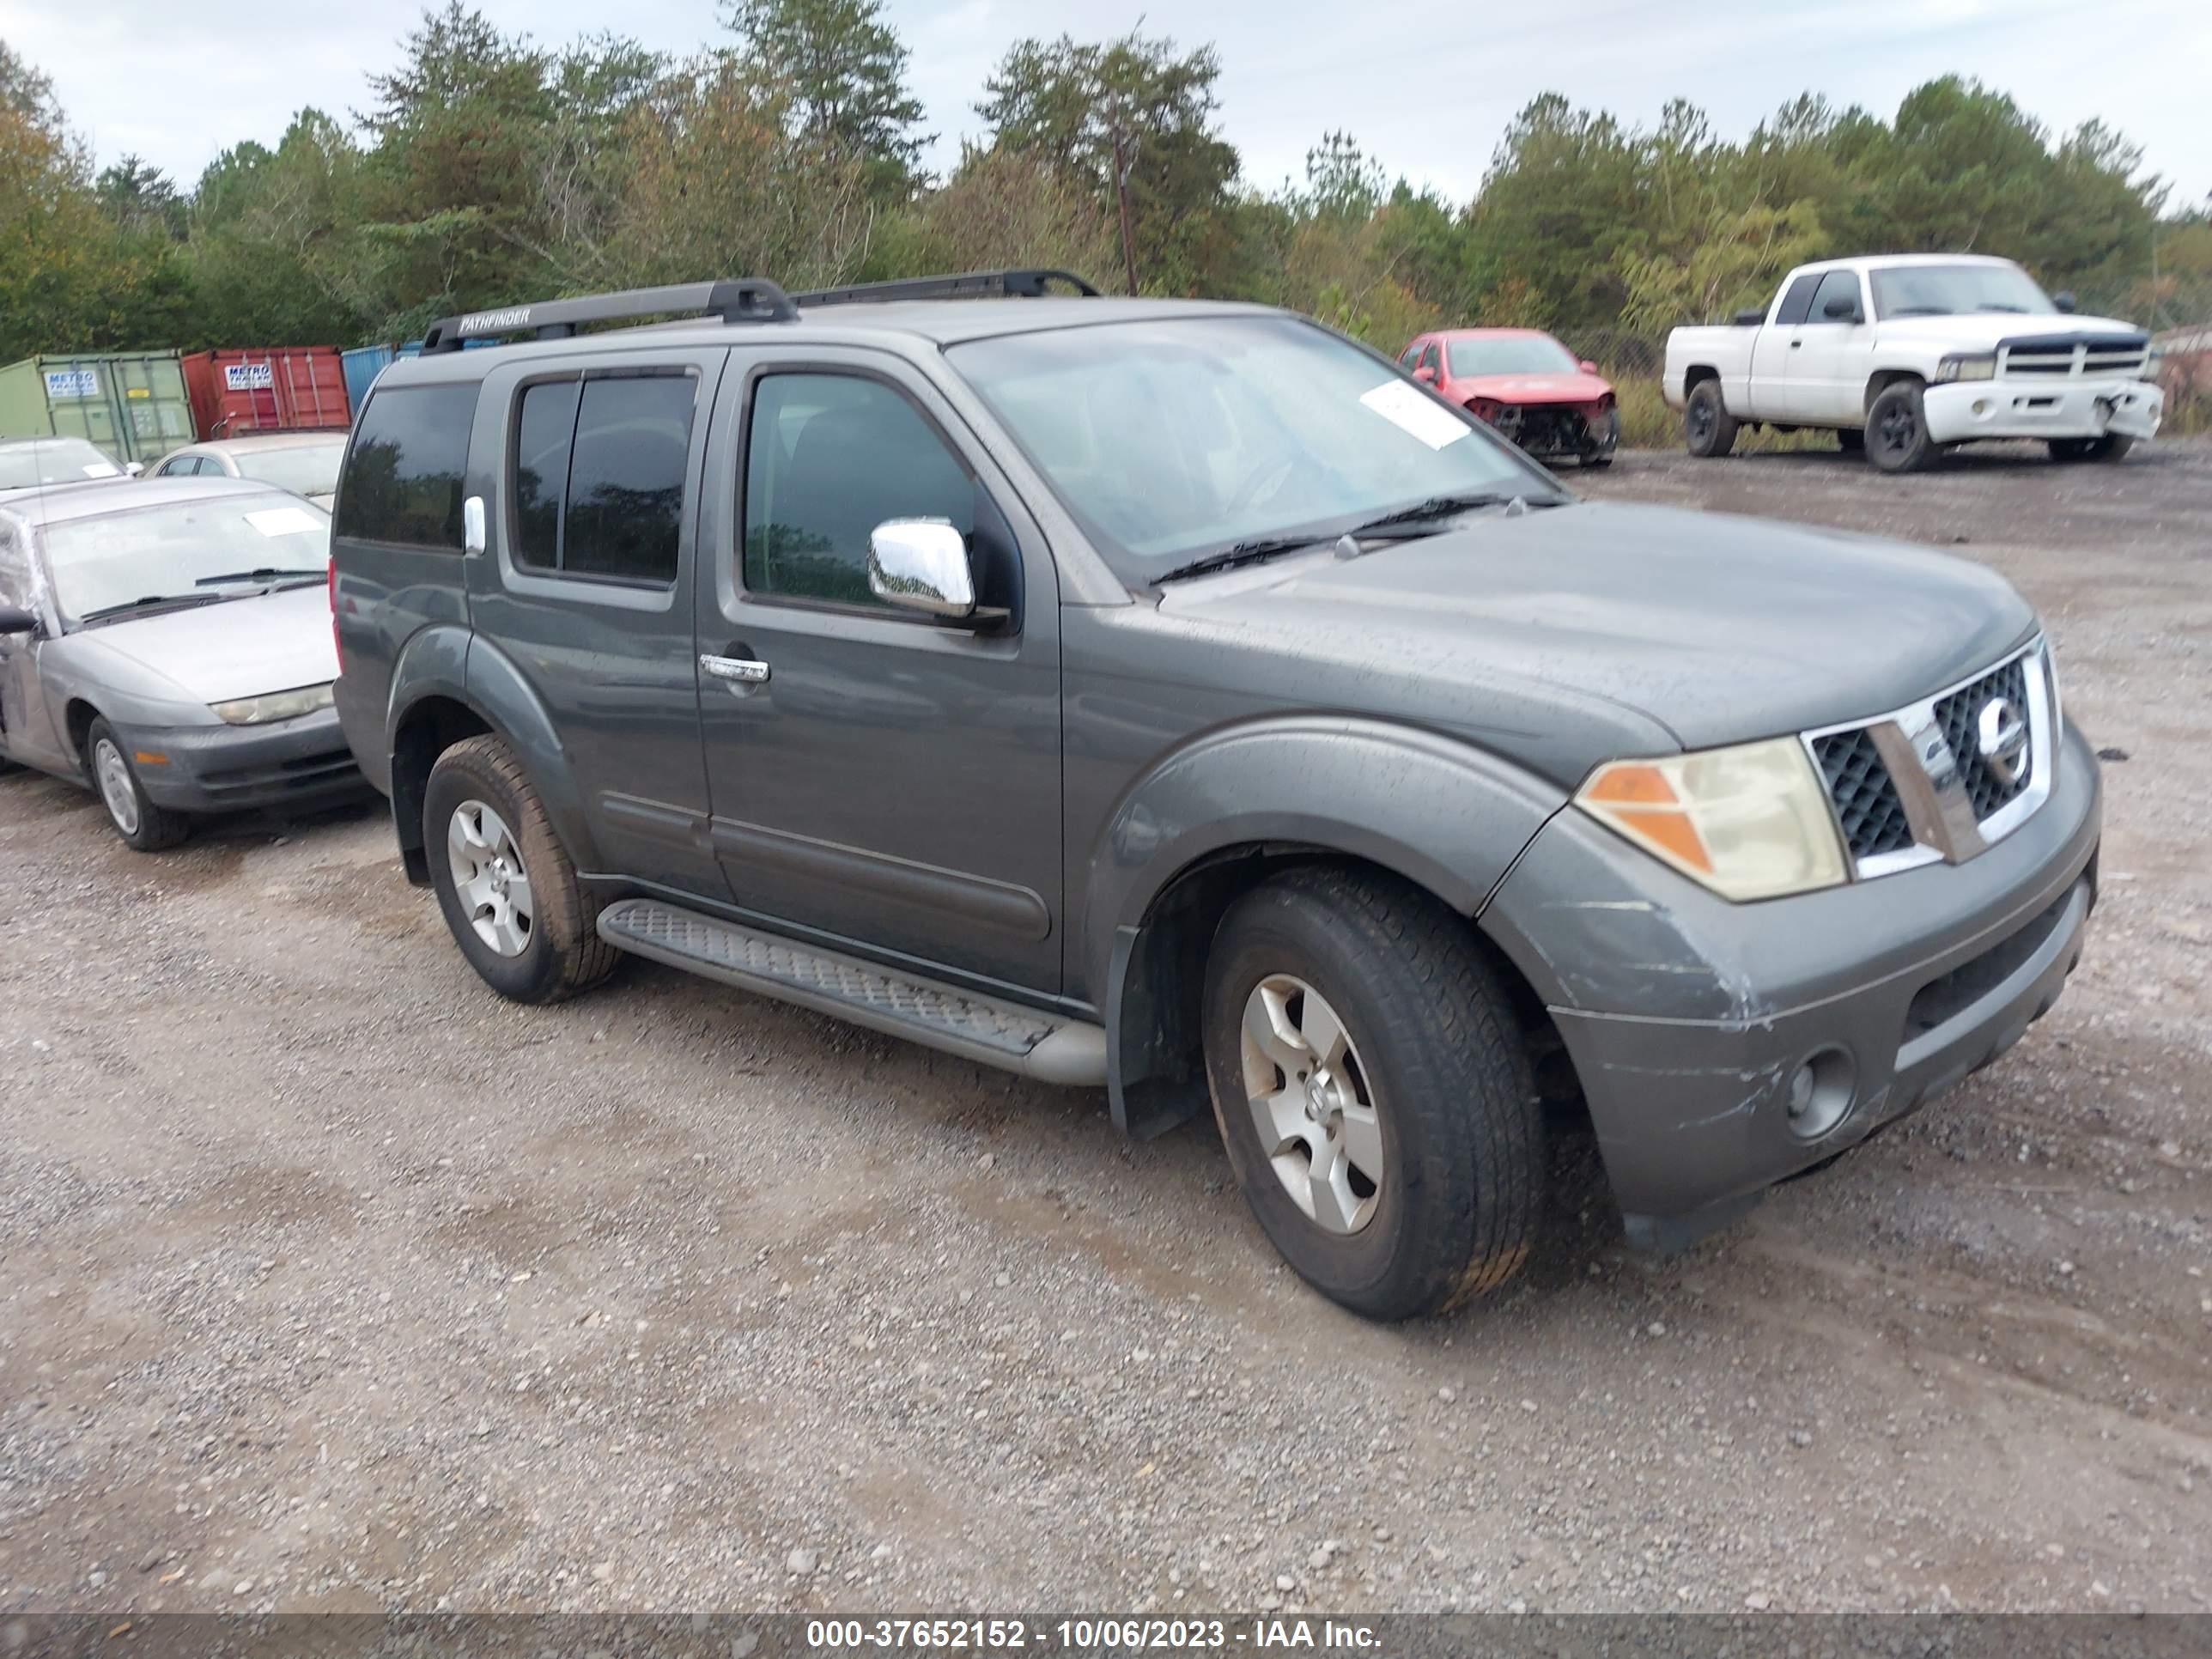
<box><xmin>330</xmin><ymin>270</ymin><xmax>2100</xmax><ymax>1321</ymax></box>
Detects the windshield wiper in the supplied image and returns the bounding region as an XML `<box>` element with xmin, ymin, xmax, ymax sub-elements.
<box><xmin>79</xmin><ymin>592</ymin><xmax>228</xmax><ymax>623</ymax></box>
<box><xmin>1152</xmin><ymin>537</ymin><xmax>1327</xmax><ymax>586</ymax></box>
<box><xmin>1347</xmin><ymin>491</ymin><xmax>1559</xmax><ymax>537</ymax></box>
<box><xmin>1974</xmin><ymin>303</ymin><xmax>2028</xmax><ymax>313</ymax></box>
<box><xmin>192</xmin><ymin>566</ymin><xmax>329</xmax><ymax>587</ymax></box>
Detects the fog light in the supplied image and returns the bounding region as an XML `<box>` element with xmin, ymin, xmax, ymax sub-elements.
<box><xmin>1972</xmin><ymin>398</ymin><xmax>1991</xmax><ymax>416</ymax></box>
<box><xmin>1784</xmin><ymin>1047</ymin><xmax>1856</xmax><ymax>1139</ymax></box>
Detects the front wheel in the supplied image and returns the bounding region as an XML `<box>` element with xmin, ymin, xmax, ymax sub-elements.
<box><xmin>86</xmin><ymin>719</ymin><xmax>191</xmax><ymax>851</ymax></box>
<box><xmin>1683</xmin><ymin>380</ymin><xmax>1737</xmax><ymax>459</ymax></box>
<box><xmin>2049</xmin><ymin>434</ymin><xmax>2134</xmax><ymax>463</ymax></box>
<box><xmin>423</xmin><ymin>734</ymin><xmax>619</xmax><ymax>1004</ymax></box>
<box><xmin>1201</xmin><ymin>867</ymin><xmax>1542</xmax><ymax>1322</ymax></box>
<box><xmin>1865</xmin><ymin>382</ymin><xmax>1938</xmax><ymax>473</ymax></box>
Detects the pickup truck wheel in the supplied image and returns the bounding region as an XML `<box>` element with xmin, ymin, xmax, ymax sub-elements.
<box><xmin>423</xmin><ymin>734</ymin><xmax>619</xmax><ymax>1004</ymax></box>
<box><xmin>1682</xmin><ymin>381</ymin><xmax>1737</xmax><ymax>458</ymax></box>
<box><xmin>1865</xmin><ymin>382</ymin><xmax>1938</xmax><ymax>473</ymax></box>
<box><xmin>1837</xmin><ymin>427</ymin><xmax>1865</xmax><ymax>453</ymax></box>
<box><xmin>2049</xmin><ymin>434</ymin><xmax>2133</xmax><ymax>463</ymax></box>
<box><xmin>1202</xmin><ymin>868</ymin><xmax>1542</xmax><ymax>1322</ymax></box>
<box><xmin>87</xmin><ymin>720</ymin><xmax>191</xmax><ymax>852</ymax></box>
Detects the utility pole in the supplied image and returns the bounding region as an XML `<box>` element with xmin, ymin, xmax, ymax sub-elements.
<box><xmin>1109</xmin><ymin>113</ymin><xmax>1140</xmax><ymax>296</ymax></box>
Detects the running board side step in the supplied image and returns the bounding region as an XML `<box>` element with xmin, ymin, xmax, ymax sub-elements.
<box><xmin>596</xmin><ymin>898</ymin><xmax>1107</xmax><ymax>1086</ymax></box>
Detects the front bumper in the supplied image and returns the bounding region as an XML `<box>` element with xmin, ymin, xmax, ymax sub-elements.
<box><xmin>115</xmin><ymin>706</ymin><xmax>367</xmax><ymax>815</ymax></box>
<box><xmin>1921</xmin><ymin>377</ymin><xmax>2162</xmax><ymax>446</ymax></box>
<box><xmin>1481</xmin><ymin>719</ymin><xmax>2102</xmax><ymax>1237</ymax></box>
<box><xmin>1488</xmin><ymin>403</ymin><xmax>1619</xmax><ymax>460</ymax></box>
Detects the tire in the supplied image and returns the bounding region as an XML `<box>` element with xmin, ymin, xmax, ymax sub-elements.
<box><xmin>1865</xmin><ymin>381</ymin><xmax>1938</xmax><ymax>473</ymax></box>
<box><xmin>1682</xmin><ymin>380</ymin><xmax>1737</xmax><ymax>459</ymax></box>
<box><xmin>2049</xmin><ymin>434</ymin><xmax>2133</xmax><ymax>463</ymax></box>
<box><xmin>422</xmin><ymin>733</ymin><xmax>619</xmax><ymax>1004</ymax></box>
<box><xmin>1200</xmin><ymin>866</ymin><xmax>1542</xmax><ymax>1322</ymax></box>
<box><xmin>1836</xmin><ymin>427</ymin><xmax>1865</xmax><ymax>453</ymax></box>
<box><xmin>86</xmin><ymin>718</ymin><xmax>191</xmax><ymax>851</ymax></box>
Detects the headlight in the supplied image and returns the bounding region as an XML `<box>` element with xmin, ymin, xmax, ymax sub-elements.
<box><xmin>1576</xmin><ymin>737</ymin><xmax>1848</xmax><ymax>902</ymax></box>
<box><xmin>210</xmin><ymin>683</ymin><xmax>335</xmax><ymax>726</ymax></box>
<box><xmin>1936</xmin><ymin>353</ymin><xmax>1996</xmax><ymax>383</ymax></box>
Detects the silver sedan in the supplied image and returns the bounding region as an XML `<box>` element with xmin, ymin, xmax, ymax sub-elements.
<box><xmin>0</xmin><ymin>477</ymin><xmax>362</xmax><ymax>849</ymax></box>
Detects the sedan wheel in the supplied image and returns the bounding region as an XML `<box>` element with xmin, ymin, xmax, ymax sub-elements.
<box><xmin>1239</xmin><ymin>974</ymin><xmax>1384</xmax><ymax>1236</ymax></box>
<box><xmin>447</xmin><ymin>799</ymin><xmax>535</xmax><ymax>957</ymax></box>
<box><xmin>94</xmin><ymin>737</ymin><xmax>141</xmax><ymax>837</ymax></box>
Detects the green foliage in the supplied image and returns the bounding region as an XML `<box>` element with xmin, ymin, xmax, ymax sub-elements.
<box><xmin>0</xmin><ymin>19</ymin><xmax>2198</xmax><ymax>381</ymax></box>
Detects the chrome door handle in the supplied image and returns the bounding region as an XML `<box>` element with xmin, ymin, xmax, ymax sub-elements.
<box><xmin>700</xmin><ymin>653</ymin><xmax>770</xmax><ymax>686</ymax></box>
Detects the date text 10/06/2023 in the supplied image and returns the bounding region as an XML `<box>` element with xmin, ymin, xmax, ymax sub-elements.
<box><xmin>804</xmin><ymin>1617</ymin><xmax>1384</xmax><ymax>1651</ymax></box>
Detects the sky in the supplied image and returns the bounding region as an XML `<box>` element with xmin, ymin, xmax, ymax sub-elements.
<box><xmin>4</xmin><ymin>0</ymin><xmax>2209</xmax><ymax>210</ymax></box>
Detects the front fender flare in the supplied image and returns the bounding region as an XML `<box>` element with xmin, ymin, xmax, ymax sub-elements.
<box><xmin>1083</xmin><ymin>717</ymin><xmax>1567</xmax><ymax>1133</ymax></box>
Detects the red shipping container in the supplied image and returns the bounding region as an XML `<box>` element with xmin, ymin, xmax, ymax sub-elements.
<box><xmin>181</xmin><ymin>347</ymin><xmax>351</xmax><ymax>441</ymax></box>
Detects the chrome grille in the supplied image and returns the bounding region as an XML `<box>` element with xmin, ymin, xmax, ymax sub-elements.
<box><xmin>1811</xmin><ymin>727</ymin><xmax>1915</xmax><ymax>860</ymax></box>
<box><xmin>1997</xmin><ymin>335</ymin><xmax>2149</xmax><ymax>380</ymax></box>
<box><xmin>1931</xmin><ymin>657</ymin><xmax>2032</xmax><ymax>820</ymax></box>
<box><xmin>1807</xmin><ymin>641</ymin><xmax>2052</xmax><ymax>881</ymax></box>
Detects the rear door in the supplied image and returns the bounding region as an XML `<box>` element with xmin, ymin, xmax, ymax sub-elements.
<box><xmin>467</xmin><ymin>344</ymin><xmax>732</xmax><ymax>898</ymax></box>
<box><xmin>690</xmin><ymin>345</ymin><xmax>1065</xmax><ymax>993</ymax></box>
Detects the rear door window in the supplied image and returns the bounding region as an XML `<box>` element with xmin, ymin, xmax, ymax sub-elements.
<box><xmin>507</xmin><ymin>371</ymin><xmax>694</xmax><ymax>586</ymax></box>
<box><xmin>336</xmin><ymin>385</ymin><xmax>477</xmax><ymax>549</ymax></box>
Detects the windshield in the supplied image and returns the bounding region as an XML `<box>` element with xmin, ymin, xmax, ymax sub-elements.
<box><xmin>1447</xmin><ymin>335</ymin><xmax>1579</xmax><ymax>377</ymax></box>
<box><xmin>950</xmin><ymin>315</ymin><xmax>1558</xmax><ymax>577</ymax></box>
<box><xmin>232</xmin><ymin>440</ymin><xmax>346</xmax><ymax>496</ymax></box>
<box><xmin>44</xmin><ymin>495</ymin><xmax>331</xmax><ymax>627</ymax></box>
<box><xmin>1872</xmin><ymin>263</ymin><xmax>2055</xmax><ymax>319</ymax></box>
<box><xmin>0</xmin><ymin>440</ymin><xmax>124</xmax><ymax>490</ymax></box>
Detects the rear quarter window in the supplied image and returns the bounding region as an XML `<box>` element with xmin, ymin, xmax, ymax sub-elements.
<box><xmin>337</xmin><ymin>385</ymin><xmax>478</xmax><ymax>549</ymax></box>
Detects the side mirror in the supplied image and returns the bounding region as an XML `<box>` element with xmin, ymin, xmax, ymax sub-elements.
<box><xmin>1822</xmin><ymin>295</ymin><xmax>1863</xmax><ymax>322</ymax></box>
<box><xmin>1578</xmin><ymin>359</ymin><xmax>1600</xmax><ymax>375</ymax></box>
<box><xmin>2053</xmin><ymin>290</ymin><xmax>2077</xmax><ymax>313</ymax></box>
<box><xmin>0</xmin><ymin>602</ymin><xmax>38</xmax><ymax>635</ymax></box>
<box><xmin>868</xmin><ymin>520</ymin><xmax>975</xmax><ymax>620</ymax></box>
<box><xmin>124</xmin><ymin>462</ymin><xmax>144</xmax><ymax>478</ymax></box>
<box><xmin>1412</xmin><ymin>364</ymin><xmax>1437</xmax><ymax>385</ymax></box>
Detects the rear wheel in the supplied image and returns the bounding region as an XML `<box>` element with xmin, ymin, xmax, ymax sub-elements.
<box><xmin>1865</xmin><ymin>381</ymin><xmax>1938</xmax><ymax>473</ymax></box>
<box><xmin>1201</xmin><ymin>867</ymin><xmax>1542</xmax><ymax>1322</ymax></box>
<box><xmin>2049</xmin><ymin>434</ymin><xmax>2133</xmax><ymax>463</ymax></box>
<box><xmin>423</xmin><ymin>734</ymin><xmax>619</xmax><ymax>1004</ymax></box>
<box><xmin>1683</xmin><ymin>380</ymin><xmax>1737</xmax><ymax>459</ymax></box>
<box><xmin>86</xmin><ymin>719</ymin><xmax>191</xmax><ymax>851</ymax></box>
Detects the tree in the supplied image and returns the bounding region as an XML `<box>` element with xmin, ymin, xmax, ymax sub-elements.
<box><xmin>0</xmin><ymin>39</ymin><xmax>58</xmax><ymax>131</ymax></box>
<box><xmin>722</xmin><ymin>0</ymin><xmax>927</xmax><ymax>195</ymax></box>
<box><xmin>977</xmin><ymin>28</ymin><xmax>1239</xmax><ymax>294</ymax></box>
<box><xmin>97</xmin><ymin>155</ymin><xmax>185</xmax><ymax>240</ymax></box>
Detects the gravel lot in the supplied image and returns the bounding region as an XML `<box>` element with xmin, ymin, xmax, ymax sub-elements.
<box><xmin>3</xmin><ymin>439</ymin><xmax>2208</xmax><ymax>1618</ymax></box>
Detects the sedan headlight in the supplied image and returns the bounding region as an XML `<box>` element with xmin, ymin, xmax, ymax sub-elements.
<box><xmin>210</xmin><ymin>683</ymin><xmax>335</xmax><ymax>726</ymax></box>
<box><xmin>1936</xmin><ymin>353</ymin><xmax>1997</xmax><ymax>383</ymax></box>
<box><xmin>1576</xmin><ymin>737</ymin><xmax>1847</xmax><ymax>902</ymax></box>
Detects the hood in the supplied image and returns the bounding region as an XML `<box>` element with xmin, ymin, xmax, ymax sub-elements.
<box><xmin>1447</xmin><ymin>369</ymin><xmax>1612</xmax><ymax>404</ymax></box>
<box><xmin>76</xmin><ymin>583</ymin><xmax>338</xmax><ymax>704</ymax></box>
<box><xmin>1875</xmin><ymin>312</ymin><xmax>2143</xmax><ymax>349</ymax></box>
<box><xmin>1163</xmin><ymin>501</ymin><xmax>2034</xmax><ymax>753</ymax></box>
<box><xmin>305</xmin><ymin>490</ymin><xmax>336</xmax><ymax>507</ymax></box>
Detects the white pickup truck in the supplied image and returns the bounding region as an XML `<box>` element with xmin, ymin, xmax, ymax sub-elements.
<box><xmin>1662</xmin><ymin>253</ymin><xmax>2163</xmax><ymax>472</ymax></box>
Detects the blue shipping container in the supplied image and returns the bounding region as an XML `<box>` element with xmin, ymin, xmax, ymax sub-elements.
<box><xmin>339</xmin><ymin>345</ymin><xmax>395</xmax><ymax>413</ymax></box>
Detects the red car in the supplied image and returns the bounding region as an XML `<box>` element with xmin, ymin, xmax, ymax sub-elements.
<box><xmin>1398</xmin><ymin>328</ymin><xmax>1619</xmax><ymax>467</ymax></box>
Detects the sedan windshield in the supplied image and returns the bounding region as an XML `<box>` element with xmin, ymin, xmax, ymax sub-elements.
<box><xmin>950</xmin><ymin>315</ymin><xmax>1559</xmax><ymax>578</ymax></box>
<box><xmin>233</xmin><ymin>440</ymin><xmax>346</xmax><ymax>497</ymax></box>
<box><xmin>43</xmin><ymin>495</ymin><xmax>331</xmax><ymax>627</ymax></box>
<box><xmin>0</xmin><ymin>439</ymin><xmax>124</xmax><ymax>490</ymax></box>
<box><xmin>1872</xmin><ymin>263</ymin><xmax>2055</xmax><ymax>319</ymax></box>
<box><xmin>1447</xmin><ymin>335</ymin><xmax>1579</xmax><ymax>377</ymax></box>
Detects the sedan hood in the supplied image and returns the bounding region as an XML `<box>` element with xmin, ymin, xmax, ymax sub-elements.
<box><xmin>1164</xmin><ymin>501</ymin><xmax>2034</xmax><ymax>752</ymax></box>
<box><xmin>1448</xmin><ymin>369</ymin><xmax>1612</xmax><ymax>405</ymax></box>
<box><xmin>76</xmin><ymin>583</ymin><xmax>338</xmax><ymax>704</ymax></box>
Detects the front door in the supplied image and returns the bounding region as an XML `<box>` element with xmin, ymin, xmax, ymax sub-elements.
<box><xmin>0</xmin><ymin>524</ymin><xmax>64</xmax><ymax>771</ymax></box>
<box><xmin>693</xmin><ymin>348</ymin><xmax>1065</xmax><ymax>994</ymax></box>
<box><xmin>1787</xmin><ymin>270</ymin><xmax>1870</xmax><ymax>422</ymax></box>
<box><xmin>465</xmin><ymin>345</ymin><xmax>732</xmax><ymax>897</ymax></box>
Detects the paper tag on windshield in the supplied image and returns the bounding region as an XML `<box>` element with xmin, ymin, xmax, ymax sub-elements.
<box><xmin>1359</xmin><ymin>380</ymin><xmax>1469</xmax><ymax>450</ymax></box>
<box><xmin>246</xmin><ymin>507</ymin><xmax>321</xmax><ymax>538</ymax></box>
<box><xmin>82</xmin><ymin>462</ymin><xmax>119</xmax><ymax>478</ymax></box>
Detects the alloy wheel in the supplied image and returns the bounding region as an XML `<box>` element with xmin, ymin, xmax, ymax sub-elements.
<box><xmin>94</xmin><ymin>738</ymin><xmax>141</xmax><ymax>837</ymax></box>
<box><xmin>447</xmin><ymin>799</ymin><xmax>535</xmax><ymax>957</ymax></box>
<box><xmin>1237</xmin><ymin>975</ymin><xmax>1384</xmax><ymax>1235</ymax></box>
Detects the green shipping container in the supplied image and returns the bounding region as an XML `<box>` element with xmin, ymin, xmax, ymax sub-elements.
<box><xmin>0</xmin><ymin>351</ymin><xmax>196</xmax><ymax>466</ymax></box>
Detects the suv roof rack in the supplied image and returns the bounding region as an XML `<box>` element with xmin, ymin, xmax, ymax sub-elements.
<box><xmin>419</xmin><ymin>279</ymin><xmax>799</xmax><ymax>353</ymax></box>
<box><xmin>793</xmin><ymin>269</ymin><xmax>1101</xmax><ymax>307</ymax></box>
